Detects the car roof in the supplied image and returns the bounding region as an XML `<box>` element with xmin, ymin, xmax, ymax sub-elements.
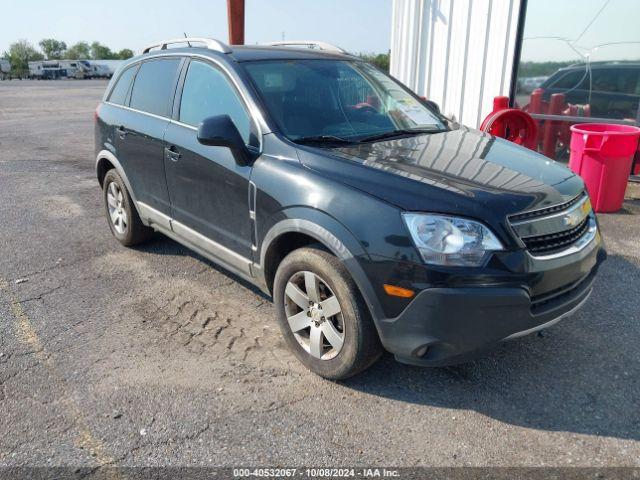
<box><xmin>557</xmin><ymin>62</ymin><xmax>640</xmax><ymax>73</ymax></box>
<box><xmin>132</xmin><ymin>45</ymin><xmax>357</xmax><ymax>64</ymax></box>
<box><xmin>228</xmin><ymin>45</ymin><xmax>356</xmax><ymax>62</ymax></box>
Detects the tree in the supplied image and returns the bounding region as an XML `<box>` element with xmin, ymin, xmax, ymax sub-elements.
<box><xmin>2</xmin><ymin>40</ymin><xmax>44</xmax><ymax>77</ymax></box>
<box><xmin>90</xmin><ymin>41</ymin><xmax>117</xmax><ymax>60</ymax></box>
<box><xmin>358</xmin><ymin>51</ymin><xmax>390</xmax><ymax>73</ymax></box>
<box><xmin>116</xmin><ymin>48</ymin><xmax>135</xmax><ymax>60</ymax></box>
<box><xmin>358</xmin><ymin>52</ymin><xmax>390</xmax><ymax>72</ymax></box>
<box><xmin>39</xmin><ymin>38</ymin><xmax>67</xmax><ymax>60</ymax></box>
<box><xmin>66</xmin><ymin>41</ymin><xmax>91</xmax><ymax>60</ymax></box>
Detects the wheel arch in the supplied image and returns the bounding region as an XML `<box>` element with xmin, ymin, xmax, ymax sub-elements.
<box><xmin>258</xmin><ymin>211</ymin><xmax>384</xmax><ymax>323</ymax></box>
<box><xmin>95</xmin><ymin>150</ymin><xmax>145</xmax><ymax>221</ymax></box>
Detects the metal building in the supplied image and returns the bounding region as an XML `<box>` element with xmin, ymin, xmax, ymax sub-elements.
<box><xmin>390</xmin><ymin>0</ymin><xmax>525</xmax><ymax>128</ymax></box>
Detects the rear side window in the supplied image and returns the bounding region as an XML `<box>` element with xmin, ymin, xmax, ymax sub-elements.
<box><xmin>179</xmin><ymin>60</ymin><xmax>251</xmax><ymax>143</ymax></box>
<box><xmin>592</xmin><ymin>69</ymin><xmax>639</xmax><ymax>94</ymax></box>
<box><xmin>130</xmin><ymin>59</ymin><xmax>181</xmax><ymax>117</ymax></box>
<box><xmin>551</xmin><ymin>70</ymin><xmax>588</xmax><ymax>90</ymax></box>
<box><xmin>108</xmin><ymin>66</ymin><xmax>137</xmax><ymax>105</ymax></box>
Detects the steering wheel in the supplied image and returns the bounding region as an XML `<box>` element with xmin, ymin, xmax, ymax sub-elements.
<box><xmin>351</xmin><ymin>103</ymin><xmax>378</xmax><ymax>115</ymax></box>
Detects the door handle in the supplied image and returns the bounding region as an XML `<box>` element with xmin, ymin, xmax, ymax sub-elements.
<box><xmin>115</xmin><ymin>126</ymin><xmax>128</xmax><ymax>139</ymax></box>
<box><xmin>164</xmin><ymin>145</ymin><xmax>182</xmax><ymax>161</ymax></box>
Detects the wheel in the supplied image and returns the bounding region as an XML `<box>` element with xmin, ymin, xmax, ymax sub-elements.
<box><xmin>102</xmin><ymin>169</ymin><xmax>152</xmax><ymax>246</ymax></box>
<box><xmin>273</xmin><ymin>246</ymin><xmax>382</xmax><ymax>380</ymax></box>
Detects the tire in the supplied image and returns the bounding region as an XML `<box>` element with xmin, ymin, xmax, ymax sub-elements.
<box><xmin>102</xmin><ymin>169</ymin><xmax>152</xmax><ymax>246</ymax></box>
<box><xmin>273</xmin><ymin>246</ymin><xmax>382</xmax><ymax>380</ymax></box>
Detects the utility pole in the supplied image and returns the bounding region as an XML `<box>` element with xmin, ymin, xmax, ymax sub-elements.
<box><xmin>227</xmin><ymin>0</ymin><xmax>245</xmax><ymax>45</ymax></box>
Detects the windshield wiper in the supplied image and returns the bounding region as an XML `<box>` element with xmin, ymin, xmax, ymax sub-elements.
<box><xmin>358</xmin><ymin>128</ymin><xmax>440</xmax><ymax>143</ymax></box>
<box><xmin>293</xmin><ymin>135</ymin><xmax>354</xmax><ymax>146</ymax></box>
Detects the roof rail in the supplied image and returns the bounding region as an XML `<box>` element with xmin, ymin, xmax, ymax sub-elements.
<box><xmin>142</xmin><ymin>37</ymin><xmax>231</xmax><ymax>55</ymax></box>
<box><xmin>265</xmin><ymin>41</ymin><xmax>347</xmax><ymax>54</ymax></box>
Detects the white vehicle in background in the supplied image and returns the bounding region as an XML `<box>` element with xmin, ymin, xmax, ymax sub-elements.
<box><xmin>0</xmin><ymin>59</ymin><xmax>10</xmax><ymax>80</ymax></box>
<box><xmin>29</xmin><ymin>60</ymin><xmax>63</xmax><ymax>79</ymax></box>
<box><xmin>87</xmin><ymin>62</ymin><xmax>112</xmax><ymax>79</ymax></box>
<box><xmin>91</xmin><ymin>59</ymin><xmax>124</xmax><ymax>78</ymax></box>
<box><xmin>28</xmin><ymin>59</ymin><xmax>94</xmax><ymax>79</ymax></box>
<box><xmin>518</xmin><ymin>76</ymin><xmax>549</xmax><ymax>94</ymax></box>
<box><xmin>60</xmin><ymin>60</ymin><xmax>93</xmax><ymax>79</ymax></box>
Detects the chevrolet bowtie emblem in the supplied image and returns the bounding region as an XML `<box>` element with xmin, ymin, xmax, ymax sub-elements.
<box><xmin>563</xmin><ymin>211</ymin><xmax>581</xmax><ymax>227</ymax></box>
<box><xmin>563</xmin><ymin>198</ymin><xmax>592</xmax><ymax>227</ymax></box>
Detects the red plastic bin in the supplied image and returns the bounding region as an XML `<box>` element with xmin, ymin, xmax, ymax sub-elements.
<box><xmin>569</xmin><ymin>123</ymin><xmax>640</xmax><ymax>213</ymax></box>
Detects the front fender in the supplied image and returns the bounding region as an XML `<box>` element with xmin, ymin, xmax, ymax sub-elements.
<box><xmin>258</xmin><ymin>208</ymin><xmax>385</xmax><ymax>323</ymax></box>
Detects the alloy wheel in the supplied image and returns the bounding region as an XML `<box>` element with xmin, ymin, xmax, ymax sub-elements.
<box><xmin>284</xmin><ymin>271</ymin><xmax>345</xmax><ymax>360</ymax></box>
<box><xmin>106</xmin><ymin>181</ymin><xmax>128</xmax><ymax>235</ymax></box>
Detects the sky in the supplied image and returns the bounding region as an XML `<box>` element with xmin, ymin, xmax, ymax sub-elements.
<box><xmin>1</xmin><ymin>0</ymin><xmax>391</xmax><ymax>56</ymax></box>
<box><xmin>3</xmin><ymin>0</ymin><xmax>637</xmax><ymax>64</ymax></box>
<box><xmin>521</xmin><ymin>0</ymin><xmax>640</xmax><ymax>62</ymax></box>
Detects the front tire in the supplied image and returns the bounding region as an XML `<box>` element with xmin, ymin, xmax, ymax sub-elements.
<box><xmin>102</xmin><ymin>169</ymin><xmax>152</xmax><ymax>246</ymax></box>
<box><xmin>273</xmin><ymin>247</ymin><xmax>382</xmax><ymax>380</ymax></box>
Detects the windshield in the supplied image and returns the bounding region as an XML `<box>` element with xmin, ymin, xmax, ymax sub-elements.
<box><xmin>243</xmin><ymin>60</ymin><xmax>446</xmax><ymax>142</ymax></box>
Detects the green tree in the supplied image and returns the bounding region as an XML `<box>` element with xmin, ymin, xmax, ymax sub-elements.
<box><xmin>116</xmin><ymin>48</ymin><xmax>135</xmax><ymax>60</ymax></box>
<box><xmin>358</xmin><ymin>51</ymin><xmax>390</xmax><ymax>73</ymax></box>
<box><xmin>39</xmin><ymin>38</ymin><xmax>67</xmax><ymax>60</ymax></box>
<box><xmin>2</xmin><ymin>40</ymin><xmax>44</xmax><ymax>77</ymax></box>
<box><xmin>90</xmin><ymin>41</ymin><xmax>117</xmax><ymax>60</ymax></box>
<box><xmin>66</xmin><ymin>41</ymin><xmax>91</xmax><ymax>60</ymax></box>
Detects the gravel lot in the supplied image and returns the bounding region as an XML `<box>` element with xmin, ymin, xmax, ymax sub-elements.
<box><xmin>1</xmin><ymin>80</ymin><xmax>639</xmax><ymax>469</ymax></box>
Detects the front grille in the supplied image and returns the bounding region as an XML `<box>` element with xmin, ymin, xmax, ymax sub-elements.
<box><xmin>509</xmin><ymin>192</ymin><xmax>586</xmax><ymax>222</ymax></box>
<box><xmin>508</xmin><ymin>192</ymin><xmax>595</xmax><ymax>257</ymax></box>
<box><xmin>522</xmin><ymin>215</ymin><xmax>591</xmax><ymax>255</ymax></box>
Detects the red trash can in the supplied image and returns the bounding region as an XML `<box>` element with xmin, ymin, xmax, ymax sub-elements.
<box><xmin>569</xmin><ymin>123</ymin><xmax>640</xmax><ymax>213</ymax></box>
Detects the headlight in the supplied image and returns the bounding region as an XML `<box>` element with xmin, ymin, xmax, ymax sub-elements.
<box><xmin>402</xmin><ymin>213</ymin><xmax>504</xmax><ymax>267</ymax></box>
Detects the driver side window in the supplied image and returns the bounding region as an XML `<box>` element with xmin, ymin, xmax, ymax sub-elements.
<box><xmin>179</xmin><ymin>60</ymin><xmax>255</xmax><ymax>145</ymax></box>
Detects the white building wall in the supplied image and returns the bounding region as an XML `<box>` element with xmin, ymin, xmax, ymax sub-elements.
<box><xmin>390</xmin><ymin>0</ymin><xmax>522</xmax><ymax>128</ymax></box>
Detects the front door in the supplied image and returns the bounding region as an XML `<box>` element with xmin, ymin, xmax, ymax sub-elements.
<box><xmin>163</xmin><ymin>59</ymin><xmax>260</xmax><ymax>261</ymax></box>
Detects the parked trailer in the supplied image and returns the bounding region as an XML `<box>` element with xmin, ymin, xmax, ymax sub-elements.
<box><xmin>28</xmin><ymin>59</ymin><xmax>94</xmax><ymax>79</ymax></box>
<box><xmin>88</xmin><ymin>59</ymin><xmax>124</xmax><ymax>78</ymax></box>
<box><xmin>0</xmin><ymin>59</ymin><xmax>10</xmax><ymax>80</ymax></box>
<box><xmin>28</xmin><ymin>61</ymin><xmax>62</xmax><ymax>79</ymax></box>
<box><xmin>88</xmin><ymin>63</ymin><xmax>112</xmax><ymax>79</ymax></box>
<box><xmin>59</xmin><ymin>60</ymin><xmax>93</xmax><ymax>79</ymax></box>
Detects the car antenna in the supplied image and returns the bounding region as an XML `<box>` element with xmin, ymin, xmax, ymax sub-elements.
<box><xmin>184</xmin><ymin>33</ymin><xmax>192</xmax><ymax>48</ymax></box>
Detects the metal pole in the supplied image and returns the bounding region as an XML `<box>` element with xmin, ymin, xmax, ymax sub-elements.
<box><xmin>508</xmin><ymin>0</ymin><xmax>528</xmax><ymax>107</ymax></box>
<box><xmin>227</xmin><ymin>0</ymin><xmax>245</xmax><ymax>45</ymax></box>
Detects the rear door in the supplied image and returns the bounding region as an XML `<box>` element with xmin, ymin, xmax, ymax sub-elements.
<box><xmin>117</xmin><ymin>57</ymin><xmax>182</xmax><ymax>215</ymax></box>
<box><xmin>163</xmin><ymin>58</ymin><xmax>260</xmax><ymax>260</ymax></box>
<box><xmin>589</xmin><ymin>68</ymin><xmax>640</xmax><ymax>119</ymax></box>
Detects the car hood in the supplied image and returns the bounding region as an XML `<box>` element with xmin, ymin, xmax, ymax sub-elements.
<box><xmin>296</xmin><ymin>126</ymin><xmax>584</xmax><ymax>221</ymax></box>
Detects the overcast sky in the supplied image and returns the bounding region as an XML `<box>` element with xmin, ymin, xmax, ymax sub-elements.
<box><xmin>1</xmin><ymin>0</ymin><xmax>392</xmax><ymax>55</ymax></box>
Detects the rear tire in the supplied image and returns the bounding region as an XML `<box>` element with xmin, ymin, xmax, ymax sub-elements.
<box><xmin>102</xmin><ymin>169</ymin><xmax>152</xmax><ymax>246</ymax></box>
<box><xmin>273</xmin><ymin>246</ymin><xmax>382</xmax><ymax>380</ymax></box>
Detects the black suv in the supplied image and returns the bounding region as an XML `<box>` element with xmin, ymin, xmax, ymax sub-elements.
<box><xmin>95</xmin><ymin>38</ymin><xmax>605</xmax><ymax>379</ymax></box>
<box><xmin>538</xmin><ymin>62</ymin><xmax>640</xmax><ymax>121</ymax></box>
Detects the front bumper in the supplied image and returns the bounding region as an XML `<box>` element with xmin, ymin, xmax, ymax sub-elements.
<box><xmin>375</xmin><ymin>245</ymin><xmax>605</xmax><ymax>367</ymax></box>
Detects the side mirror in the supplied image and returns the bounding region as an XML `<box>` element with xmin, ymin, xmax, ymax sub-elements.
<box><xmin>420</xmin><ymin>97</ymin><xmax>441</xmax><ymax>114</ymax></box>
<box><xmin>197</xmin><ymin>115</ymin><xmax>253</xmax><ymax>166</ymax></box>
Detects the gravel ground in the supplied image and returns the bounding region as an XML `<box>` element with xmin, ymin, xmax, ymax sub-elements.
<box><xmin>0</xmin><ymin>80</ymin><xmax>639</xmax><ymax>469</ymax></box>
